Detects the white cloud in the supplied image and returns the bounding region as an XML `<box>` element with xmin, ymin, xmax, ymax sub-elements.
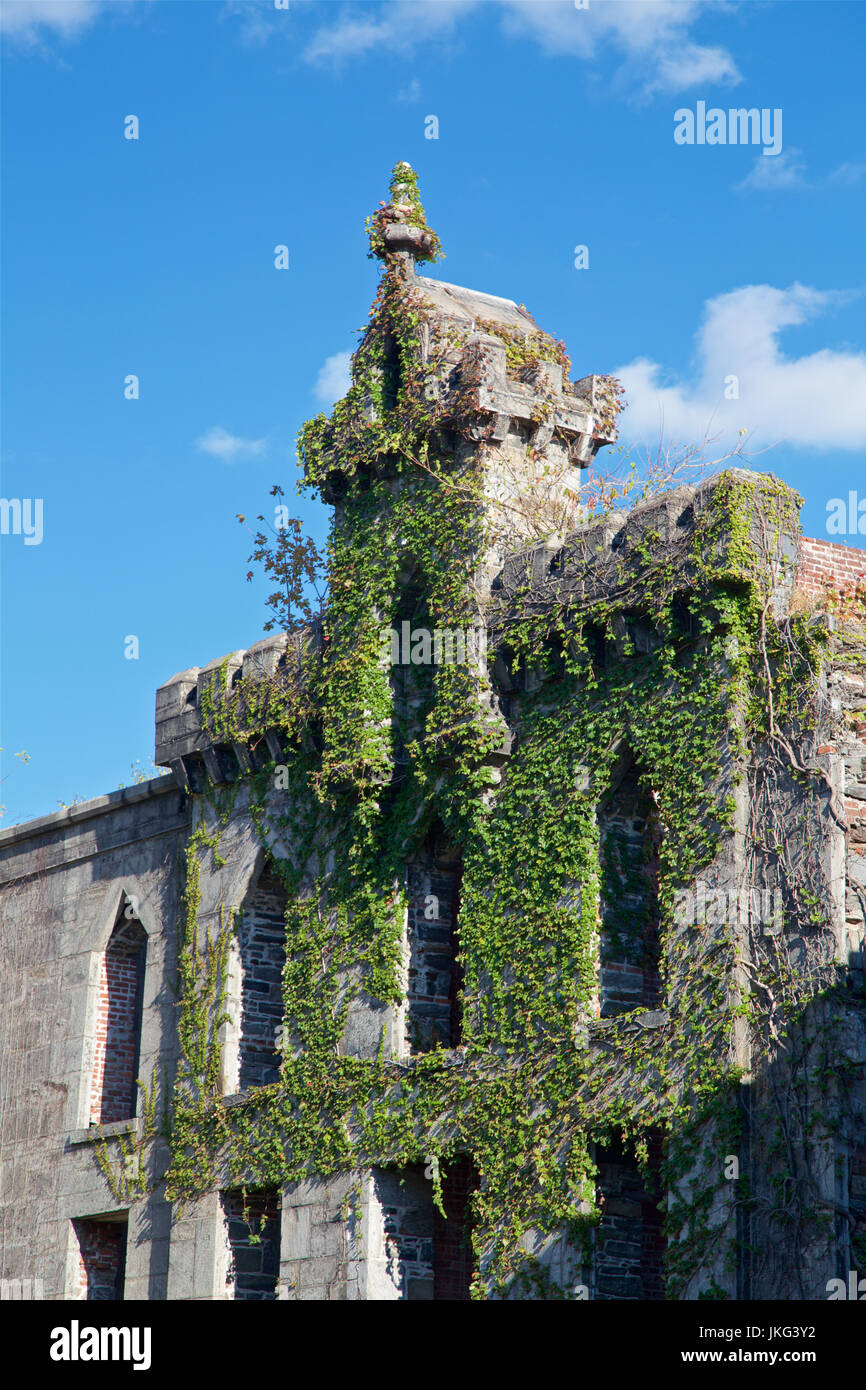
<box><xmin>304</xmin><ymin>0</ymin><xmax>742</xmax><ymax>100</ymax></box>
<box><xmin>642</xmin><ymin>41</ymin><xmax>741</xmax><ymax>96</ymax></box>
<box><xmin>314</xmin><ymin>351</ymin><xmax>353</xmax><ymax>407</ymax></box>
<box><xmin>613</xmin><ymin>283</ymin><xmax>866</xmax><ymax>452</ymax></box>
<box><xmin>827</xmin><ymin>161</ymin><xmax>866</xmax><ymax>186</ymax></box>
<box><xmin>195</xmin><ymin>426</ymin><xmax>267</xmax><ymax>463</ymax></box>
<box><xmin>0</xmin><ymin>1</ymin><xmax>105</xmax><ymax>39</ymax></box>
<box><xmin>304</xmin><ymin>0</ymin><xmax>473</xmax><ymax>65</ymax></box>
<box><xmin>502</xmin><ymin>0</ymin><xmax>742</xmax><ymax>95</ymax></box>
<box><xmin>736</xmin><ymin>150</ymin><xmax>866</xmax><ymax>193</ymax></box>
<box><xmin>735</xmin><ymin>147</ymin><xmax>809</xmax><ymax>192</ymax></box>
<box><xmin>220</xmin><ymin>0</ymin><xmax>286</xmax><ymax>46</ymax></box>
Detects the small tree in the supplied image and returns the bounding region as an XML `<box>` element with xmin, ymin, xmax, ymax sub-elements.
<box><xmin>238</xmin><ymin>485</ymin><xmax>327</xmax><ymax>633</ymax></box>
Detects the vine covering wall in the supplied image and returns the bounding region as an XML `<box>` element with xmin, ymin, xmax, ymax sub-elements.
<box><xmin>101</xmin><ymin>166</ymin><xmax>866</xmax><ymax>1300</ymax></box>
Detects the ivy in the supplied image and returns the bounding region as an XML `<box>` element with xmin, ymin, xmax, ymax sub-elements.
<box><xmin>93</xmin><ymin>166</ymin><xmax>863</xmax><ymax>1301</ymax></box>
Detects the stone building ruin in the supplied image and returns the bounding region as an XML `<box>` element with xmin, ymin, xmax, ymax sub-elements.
<box><xmin>1</xmin><ymin>166</ymin><xmax>865</xmax><ymax>1302</ymax></box>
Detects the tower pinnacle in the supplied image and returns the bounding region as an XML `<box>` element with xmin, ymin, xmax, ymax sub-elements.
<box><xmin>366</xmin><ymin>161</ymin><xmax>443</xmax><ymax>269</ymax></box>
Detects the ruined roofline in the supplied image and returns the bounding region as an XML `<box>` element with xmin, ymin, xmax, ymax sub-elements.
<box><xmin>410</xmin><ymin>273</ymin><xmax>541</xmax><ymax>333</ymax></box>
<box><xmin>415</xmin><ymin>276</ymin><xmax>528</xmax><ymax>312</ymax></box>
<box><xmin>328</xmin><ymin>287</ymin><xmax>615</xmax><ymax>501</ymax></box>
<box><xmin>484</xmin><ymin>468</ymin><xmax>811</xmax><ymax>675</ymax></box>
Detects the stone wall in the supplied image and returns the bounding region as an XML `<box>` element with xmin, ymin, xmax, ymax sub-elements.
<box><xmin>0</xmin><ymin>777</ymin><xmax>188</xmax><ymax>1301</ymax></box>
<box><xmin>374</xmin><ymin>1167</ymin><xmax>435</xmax><ymax>1299</ymax></box>
<box><xmin>851</xmin><ymin>1140</ymin><xmax>866</xmax><ymax>1268</ymax></box>
<box><xmin>279</xmin><ymin>1174</ymin><xmax>360</xmax><ymax>1301</ymax></box>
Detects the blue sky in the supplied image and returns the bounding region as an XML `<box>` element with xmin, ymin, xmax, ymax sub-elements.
<box><xmin>2</xmin><ymin>0</ymin><xmax>865</xmax><ymax>824</ymax></box>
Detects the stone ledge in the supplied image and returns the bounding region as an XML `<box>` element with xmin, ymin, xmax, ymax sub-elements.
<box><xmin>66</xmin><ymin>1118</ymin><xmax>140</xmax><ymax>1147</ymax></box>
<box><xmin>0</xmin><ymin>775</ymin><xmax>179</xmax><ymax>850</ymax></box>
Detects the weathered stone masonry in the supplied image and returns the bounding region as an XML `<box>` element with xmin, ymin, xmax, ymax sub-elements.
<box><xmin>0</xmin><ymin>781</ymin><xmax>187</xmax><ymax>1302</ymax></box>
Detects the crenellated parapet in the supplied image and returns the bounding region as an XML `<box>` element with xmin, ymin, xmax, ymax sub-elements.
<box><xmin>155</xmin><ymin>628</ymin><xmax>320</xmax><ymax>791</ymax></box>
<box><xmin>154</xmin><ymin>470</ymin><xmax>803</xmax><ymax>794</ymax></box>
<box><xmin>489</xmin><ymin>468</ymin><xmax>801</xmax><ymax>622</ymax></box>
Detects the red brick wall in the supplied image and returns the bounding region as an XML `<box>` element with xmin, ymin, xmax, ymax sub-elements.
<box><xmin>433</xmin><ymin>1154</ymin><xmax>477</xmax><ymax>1300</ymax></box>
<box><xmin>74</xmin><ymin>1219</ymin><xmax>127</xmax><ymax>1300</ymax></box>
<box><xmin>90</xmin><ymin>923</ymin><xmax>145</xmax><ymax>1125</ymax></box>
<box><xmin>798</xmin><ymin>537</ymin><xmax>866</xmax><ymax>596</ymax></box>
